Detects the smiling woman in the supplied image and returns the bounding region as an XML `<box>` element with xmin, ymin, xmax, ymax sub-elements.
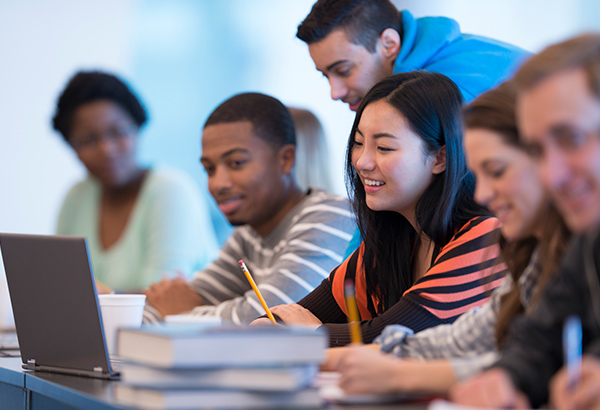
<box><xmin>53</xmin><ymin>71</ymin><xmax>218</xmax><ymax>292</ymax></box>
<box><xmin>257</xmin><ymin>71</ymin><xmax>506</xmax><ymax>346</ymax></box>
<box><xmin>325</xmin><ymin>81</ymin><xmax>572</xmax><ymax>399</ymax></box>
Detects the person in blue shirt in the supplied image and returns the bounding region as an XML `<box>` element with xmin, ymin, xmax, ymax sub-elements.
<box><xmin>297</xmin><ymin>0</ymin><xmax>530</xmax><ymax>111</ymax></box>
<box><xmin>298</xmin><ymin>0</ymin><xmax>531</xmax><ymax>257</ymax></box>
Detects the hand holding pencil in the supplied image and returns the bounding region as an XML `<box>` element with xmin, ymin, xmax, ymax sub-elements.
<box><xmin>241</xmin><ymin>259</ymin><xmax>324</xmax><ymax>329</ymax></box>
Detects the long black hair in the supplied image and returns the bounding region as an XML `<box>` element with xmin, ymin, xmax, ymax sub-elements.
<box><xmin>345</xmin><ymin>71</ymin><xmax>489</xmax><ymax>314</ymax></box>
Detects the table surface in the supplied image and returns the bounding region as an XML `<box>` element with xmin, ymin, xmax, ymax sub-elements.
<box><xmin>0</xmin><ymin>356</ymin><xmax>430</xmax><ymax>409</ymax></box>
<box><xmin>0</xmin><ymin>356</ymin><xmax>26</xmax><ymax>387</ymax></box>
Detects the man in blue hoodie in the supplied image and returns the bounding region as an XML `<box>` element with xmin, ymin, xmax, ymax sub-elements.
<box><xmin>297</xmin><ymin>0</ymin><xmax>530</xmax><ymax>110</ymax></box>
<box><xmin>299</xmin><ymin>0</ymin><xmax>530</xmax><ymax>257</ymax></box>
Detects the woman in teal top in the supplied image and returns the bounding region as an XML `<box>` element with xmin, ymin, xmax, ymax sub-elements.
<box><xmin>53</xmin><ymin>71</ymin><xmax>218</xmax><ymax>292</ymax></box>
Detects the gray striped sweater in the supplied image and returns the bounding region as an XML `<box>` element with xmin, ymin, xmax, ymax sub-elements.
<box><xmin>144</xmin><ymin>189</ymin><xmax>356</xmax><ymax>325</ymax></box>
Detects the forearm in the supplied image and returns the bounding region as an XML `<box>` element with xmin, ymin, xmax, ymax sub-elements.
<box><xmin>339</xmin><ymin>352</ymin><xmax>459</xmax><ymax>396</ymax></box>
<box><xmin>396</xmin><ymin>359</ymin><xmax>457</xmax><ymax>394</ymax></box>
<box><xmin>390</xmin><ymin>300</ymin><xmax>499</xmax><ymax>360</ymax></box>
<box><xmin>322</xmin><ymin>344</ymin><xmax>381</xmax><ymax>371</ymax></box>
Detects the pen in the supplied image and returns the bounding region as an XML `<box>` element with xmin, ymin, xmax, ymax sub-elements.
<box><xmin>563</xmin><ymin>314</ymin><xmax>582</xmax><ymax>391</ymax></box>
<box><xmin>238</xmin><ymin>260</ymin><xmax>277</xmax><ymax>324</ymax></box>
<box><xmin>344</xmin><ymin>279</ymin><xmax>362</xmax><ymax>344</ymax></box>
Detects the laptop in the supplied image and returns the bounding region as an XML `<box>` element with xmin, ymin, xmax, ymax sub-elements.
<box><xmin>0</xmin><ymin>233</ymin><xmax>119</xmax><ymax>379</ymax></box>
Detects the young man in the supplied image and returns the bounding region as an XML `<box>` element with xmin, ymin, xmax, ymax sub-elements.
<box><xmin>143</xmin><ymin>93</ymin><xmax>355</xmax><ymax>325</ymax></box>
<box><xmin>450</xmin><ymin>34</ymin><xmax>600</xmax><ymax>409</ymax></box>
<box><xmin>297</xmin><ymin>0</ymin><xmax>529</xmax><ymax>110</ymax></box>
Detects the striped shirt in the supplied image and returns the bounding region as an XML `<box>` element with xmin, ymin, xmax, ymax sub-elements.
<box><xmin>377</xmin><ymin>248</ymin><xmax>541</xmax><ymax>381</ymax></box>
<box><xmin>297</xmin><ymin>216</ymin><xmax>507</xmax><ymax>346</ymax></box>
<box><xmin>144</xmin><ymin>189</ymin><xmax>356</xmax><ymax>325</ymax></box>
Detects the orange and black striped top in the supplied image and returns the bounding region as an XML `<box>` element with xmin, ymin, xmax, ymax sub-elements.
<box><xmin>297</xmin><ymin>216</ymin><xmax>506</xmax><ymax>347</ymax></box>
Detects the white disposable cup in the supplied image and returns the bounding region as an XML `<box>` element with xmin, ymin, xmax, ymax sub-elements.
<box><xmin>98</xmin><ymin>294</ymin><xmax>146</xmax><ymax>358</ymax></box>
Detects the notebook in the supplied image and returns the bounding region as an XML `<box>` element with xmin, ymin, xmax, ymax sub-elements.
<box><xmin>0</xmin><ymin>233</ymin><xmax>118</xmax><ymax>379</ymax></box>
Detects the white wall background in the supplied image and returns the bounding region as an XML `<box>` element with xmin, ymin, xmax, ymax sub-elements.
<box><xmin>0</xmin><ymin>1</ymin><xmax>137</xmax><ymax>234</ymax></box>
<box><xmin>1</xmin><ymin>0</ymin><xmax>599</xmax><ymax>238</ymax></box>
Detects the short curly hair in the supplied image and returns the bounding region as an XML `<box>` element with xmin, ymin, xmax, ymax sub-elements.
<box><xmin>52</xmin><ymin>70</ymin><xmax>148</xmax><ymax>141</ymax></box>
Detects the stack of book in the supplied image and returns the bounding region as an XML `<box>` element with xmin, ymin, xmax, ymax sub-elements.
<box><xmin>114</xmin><ymin>323</ymin><xmax>327</xmax><ymax>409</ymax></box>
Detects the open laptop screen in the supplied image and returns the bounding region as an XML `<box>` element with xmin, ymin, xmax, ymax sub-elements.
<box><xmin>0</xmin><ymin>233</ymin><xmax>117</xmax><ymax>379</ymax></box>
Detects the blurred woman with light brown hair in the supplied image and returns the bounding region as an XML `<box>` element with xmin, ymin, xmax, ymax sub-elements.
<box><xmin>288</xmin><ymin>107</ymin><xmax>334</xmax><ymax>193</ymax></box>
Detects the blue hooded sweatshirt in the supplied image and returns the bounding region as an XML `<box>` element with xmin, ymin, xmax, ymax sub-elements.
<box><xmin>395</xmin><ymin>11</ymin><xmax>531</xmax><ymax>102</ymax></box>
<box><xmin>342</xmin><ymin>12</ymin><xmax>531</xmax><ymax>259</ymax></box>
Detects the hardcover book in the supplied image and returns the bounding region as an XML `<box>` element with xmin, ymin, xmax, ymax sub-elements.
<box><xmin>117</xmin><ymin>324</ymin><xmax>327</xmax><ymax>368</ymax></box>
<box><xmin>120</xmin><ymin>362</ymin><xmax>318</xmax><ymax>391</ymax></box>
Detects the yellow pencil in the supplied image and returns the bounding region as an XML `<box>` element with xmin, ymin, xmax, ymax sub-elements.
<box><xmin>344</xmin><ymin>279</ymin><xmax>362</xmax><ymax>344</ymax></box>
<box><xmin>239</xmin><ymin>260</ymin><xmax>277</xmax><ymax>324</ymax></box>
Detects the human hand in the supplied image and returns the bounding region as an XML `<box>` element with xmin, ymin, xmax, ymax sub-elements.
<box><xmin>551</xmin><ymin>355</ymin><xmax>600</xmax><ymax>410</ymax></box>
<box><xmin>449</xmin><ymin>368</ymin><xmax>530</xmax><ymax>409</ymax></box>
<box><xmin>249</xmin><ymin>317</ymin><xmax>280</xmax><ymax>327</ymax></box>
<box><xmin>337</xmin><ymin>345</ymin><xmax>405</xmax><ymax>395</ymax></box>
<box><xmin>143</xmin><ymin>277</ymin><xmax>203</xmax><ymax>317</ymax></box>
<box><xmin>322</xmin><ymin>344</ymin><xmax>380</xmax><ymax>371</ymax></box>
<box><xmin>270</xmin><ymin>303</ymin><xmax>322</xmax><ymax>330</ymax></box>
